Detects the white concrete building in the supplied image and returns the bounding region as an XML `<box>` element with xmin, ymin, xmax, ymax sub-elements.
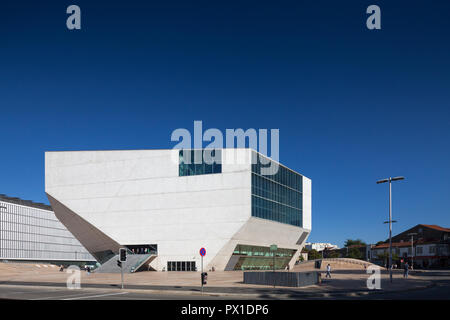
<box><xmin>305</xmin><ymin>243</ymin><xmax>339</xmax><ymax>252</ymax></box>
<box><xmin>45</xmin><ymin>148</ymin><xmax>311</xmax><ymax>271</ymax></box>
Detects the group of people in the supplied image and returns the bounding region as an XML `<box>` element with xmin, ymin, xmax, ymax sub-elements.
<box><xmin>323</xmin><ymin>262</ymin><xmax>411</xmax><ymax>279</ymax></box>
<box><xmin>84</xmin><ymin>265</ymin><xmax>91</xmax><ymax>274</ymax></box>
<box><xmin>131</xmin><ymin>247</ymin><xmax>151</xmax><ymax>254</ymax></box>
<box><xmin>388</xmin><ymin>262</ymin><xmax>411</xmax><ymax>278</ymax></box>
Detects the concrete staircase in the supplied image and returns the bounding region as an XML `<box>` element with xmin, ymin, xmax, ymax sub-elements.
<box><xmin>95</xmin><ymin>254</ymin><xmax>156</xmax><ymax>273</ymax></box>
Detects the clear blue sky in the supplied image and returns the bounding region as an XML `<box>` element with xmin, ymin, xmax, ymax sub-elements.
<box><xmin>1</xmin><ymin>1</ymin><xmax>449</xmax><ymax>247</ymax></box>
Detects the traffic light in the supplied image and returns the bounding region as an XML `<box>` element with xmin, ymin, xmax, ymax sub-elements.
<box><xmin>117</xmin><ymin>260</ymin><xmax>122</xmax><ymax>268</ymax></box>
<box><xmin>119</xmin><ymin>248</ymin><xmax>127</xmax><ymax>262</ymax></box>
<box><xmin>201</xmin><ymin>272</ymin><xmax>208</xmax><ymax>285</ymax></box>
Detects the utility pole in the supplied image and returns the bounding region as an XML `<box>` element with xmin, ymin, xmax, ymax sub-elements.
<box><xmin>270</xmin><ymin>244</ymin><xmax>277</xmax><ymax>288</ymax></box>
<box><xmin>377</xmin><ymin>176</ymin><xmax>405</xmax><ymax>283</ymax></box>
<box><xmin>408</xmin><ymin>232</ymin><xmax>418</xmax><ymax>270</ymax></box>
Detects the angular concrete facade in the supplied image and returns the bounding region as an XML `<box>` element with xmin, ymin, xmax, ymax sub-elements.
<box><xmin>45</xmin><ymin>149</ymin><xmax>311</xmax><ymax>271</ymax></box>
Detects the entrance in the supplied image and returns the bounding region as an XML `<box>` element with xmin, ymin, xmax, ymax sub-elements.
<box><xmin>167</xmin><ymin>261</ymin><xmax>196</xmax><ymax>271</ymax></box>
<box><xmin>125</xmin><ymin>244</ymin><xmax>157</xmax><ymax>255</ymax></box>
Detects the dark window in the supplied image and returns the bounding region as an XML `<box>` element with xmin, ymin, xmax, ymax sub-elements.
<box><xmin>167</xmin><ymin>261</ymin><xmax>196</xmax><ymax>271</ymax></box>
<box><xmin>179</xmin><ymin>149</ymin><xmax>222</xmax><ymax>176</ymax></box>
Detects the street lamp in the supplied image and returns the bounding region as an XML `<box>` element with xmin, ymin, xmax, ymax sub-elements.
<box><xmin>407</xmin><ymin>232</ymin><xmax>418</xmax><ymax>270</ymax></box>
<box><xmin>377</xmin><ymin>176</ymin><xmax>405</xmax><ymax>283</ymax></box>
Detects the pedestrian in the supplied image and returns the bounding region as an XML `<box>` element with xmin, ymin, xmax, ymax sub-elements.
<box><xmin>326</xmin><ymin>264</ymin><xmax>331</xmax><ymax>278</ymax></box>
<box><xmin>403</xmin><ymin>262</ymin><xmax>409</xmax><ymax>279</ymax></box>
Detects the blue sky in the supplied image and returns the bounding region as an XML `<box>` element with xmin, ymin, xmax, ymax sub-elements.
<box><xmin>0</xmin><ymin>1</ymin><xmax>449</xmax><ymax>247</ymax></box>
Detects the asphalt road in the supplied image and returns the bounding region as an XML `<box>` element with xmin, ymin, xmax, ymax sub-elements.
<box><xmin>0</xmin><ymin>276</ymin><xmax>449</xmax><ymax>300</ymax></box>
<box><xmin>0</xmin><ymin>285</ymin><xmax>246</xmax><ymax>300</ymax></box>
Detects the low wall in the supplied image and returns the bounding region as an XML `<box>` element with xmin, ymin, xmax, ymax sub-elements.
<box><xmin>243</xmin><ymin>271</ymin><xmax>320</xmax><ymax>287</ymax></box>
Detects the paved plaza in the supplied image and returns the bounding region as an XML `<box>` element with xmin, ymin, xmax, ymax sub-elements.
<box><xmin>0</xmin><ymin>261</ymin><xmax>444</xmax><ymax>300</ymax></box>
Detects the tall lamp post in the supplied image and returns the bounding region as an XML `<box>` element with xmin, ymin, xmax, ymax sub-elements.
<box><xmin>407</xmin><ymin>232</ymin><xmax>417</xmax><ymax>270</ymax></box>
<box><xmin>377</xmin><ymin>176</ymin><xmax>405</xmax><ymax>283</ymax></box>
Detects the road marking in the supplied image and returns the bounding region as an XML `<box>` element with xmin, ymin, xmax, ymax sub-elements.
<box><xmin>32</xmin><ymin>291</ymin><xmax>111</xmax><ymax>300</ymax></box>
<box><xmin>63</xmin><ymin>291</ymin><xmax>129</xmax><ymax>300</ymax></box>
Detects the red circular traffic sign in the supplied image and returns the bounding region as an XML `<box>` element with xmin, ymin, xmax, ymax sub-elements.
<box><xmin>199</xmin><ymin>247</ymin><xmax>206</xmax><ymax>257</ymax></box>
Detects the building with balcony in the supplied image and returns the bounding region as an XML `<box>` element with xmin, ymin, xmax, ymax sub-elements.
<box><xmin>371</xmin><ymin>224</ymin><xmax>450</xmax><ymax>268</ymax></box>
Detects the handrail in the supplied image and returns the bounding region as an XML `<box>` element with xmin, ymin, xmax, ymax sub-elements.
<box><xmin>296</xmin><ymin>257</ymin><xmax>374</xmax><ymax>267</ymax></box>
<box><xmin>131</xmin><ymin>254</ymin><xmax>155</xmax><ymax>272</ymax></box>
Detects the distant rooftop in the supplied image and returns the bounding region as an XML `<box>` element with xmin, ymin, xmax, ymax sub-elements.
<box><xmin>419</xmin><ymin>224</ymin><xmax>450</xmax><ymax>233</ymax></box>
<box><xmin>0</xmin><ymin>194</ymin><xmax>52</xmax><ymax>211</ymax></box>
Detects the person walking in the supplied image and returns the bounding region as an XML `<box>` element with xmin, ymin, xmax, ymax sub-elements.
<box><xmin>326</xmin><ymin>264</ymin><xmax>332</xmax><ymax>278</ymax></box>
<box><xmin>403</xmin><ymin>262</ymin><xmax>409</xmax><ymax>279</ymax></box>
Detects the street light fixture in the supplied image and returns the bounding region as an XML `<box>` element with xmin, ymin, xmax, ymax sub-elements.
<box><xmin>377</xmin><ymin>176</ymin><xmax>405</xmax><ymax>283</ymax></box>
<box><xmin>407</xmin><ymin>232</ymin><xmax>418</xmax><ymax>270</ymax></box>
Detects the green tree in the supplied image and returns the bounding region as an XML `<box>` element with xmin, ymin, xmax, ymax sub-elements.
<box><xmin>326</xmin><ymin>250</ymin><xmax>340</xmax><ymax>258</ymax></box>
<box><xmin>347</xmin><ymin>247</ymin><xmax>363</xmax><ymax>259</ymax></box>
<box><xmin>344</xmin><ymin>239</ymin><xmax>367</xmax><ymax>247</ymax></box>
<box><xmin>376</xmin><ymin>251</ymin><xmax>399</xmax><ymax>266</ymax></box>
<box><xmin>308</xmin><ymin>249</ymin><xmax>322</xmax><ymax>260</ymax></box>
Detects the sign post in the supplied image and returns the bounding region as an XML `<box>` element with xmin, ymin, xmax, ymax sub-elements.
<box><xmin>119</xmin><ymin>248</ymin><xmax>127</xmax><ymax>289</ymax></box>
<box><xmin>199</xmin><ymin>247</ymin><xmax>206</xmax><ymax>293</ymax></box>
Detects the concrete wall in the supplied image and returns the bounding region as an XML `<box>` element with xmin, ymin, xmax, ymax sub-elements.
<box><xmin>302</xmin><ymin>177</ymin><xmax>312</xmax><ymax>231</ymax></box>
<box><xmin>244</xmin><ymin>271</ymin><xmax>320</xmax><ymax>287</ymax></box>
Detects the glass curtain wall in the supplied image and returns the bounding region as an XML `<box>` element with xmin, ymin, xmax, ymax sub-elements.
<box><xmin>251</xmin><ymin>151</ymin><xmax>303</xmax><ymax>227</ymax></box>
<box><xmin>232</xmin><ymin>244</ymin><xmax>296</xmax><ymax>270</ymax></box>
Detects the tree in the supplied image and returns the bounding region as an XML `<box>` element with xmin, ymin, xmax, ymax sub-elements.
<box><xmin>347</xmin><ymin>247</ymin><xmax>363</xmax><ymax>259</ymax></box>
<box><xmin>308</xmin><ymin>249</ymin><xmax>322</xmax><ymax>260</ymax></box>
<box><xmin>344</xmin><ymin>239</ymin><xmax>367</xmax><ymax>247</ymax></box>
<box><xmin>376</xmin><ymin>251</ymin><xmax>399</xmax><ymax>266</ymax></box>
<box><xmin>326</xmin><ymin>250</ymin><xmax>340</xmax><ymax>258</ymax></box>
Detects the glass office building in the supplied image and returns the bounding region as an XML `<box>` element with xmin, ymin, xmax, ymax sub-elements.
<box><xmin>0</xmin><ymin>195</ymin><xmax>95</xmax><ymax>264</ymax></box>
